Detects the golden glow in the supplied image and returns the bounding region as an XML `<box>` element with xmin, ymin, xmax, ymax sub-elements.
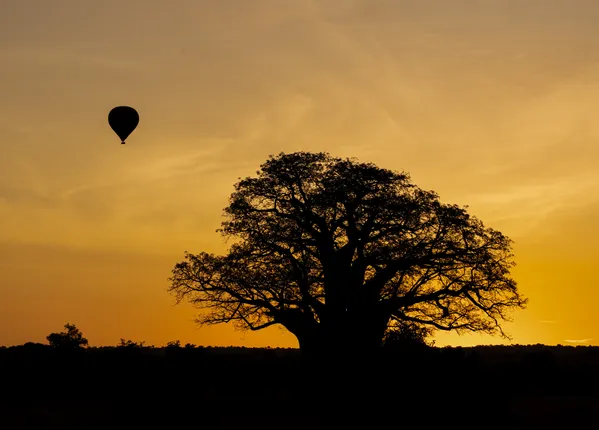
<box><xmin>2</xmin><ymin>1</ymin><xmax>599</xmax><ymax>347</ymax></box>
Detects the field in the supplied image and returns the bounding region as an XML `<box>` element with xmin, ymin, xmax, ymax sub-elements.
<box><xmin>1</xmin><ymin>343</ymin><xmax>598</xmax><ymax>429</ymax></box>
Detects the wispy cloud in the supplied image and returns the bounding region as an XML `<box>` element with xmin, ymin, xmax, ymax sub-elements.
<box><xmin>564</xmin><ymin>339</ymin><xmax>593</xmax><ymax>344</ymax></box>
<box><xmin>59</xmin><ymin>143</ymin><xmax>237</xmax><ymax>201</ymax></box>
<box><xmin>0</xmin><ymin>47</ymin><xmax>145</xmax><ymax>72</ymax></box>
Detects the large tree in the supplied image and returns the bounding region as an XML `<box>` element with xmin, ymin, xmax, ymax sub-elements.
<box><xmin>168</xmin><ymin>152</ymin><xmax>527</xmax><ymax>359</ymax></box>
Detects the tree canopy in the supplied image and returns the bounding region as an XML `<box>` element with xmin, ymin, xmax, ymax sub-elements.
<box><xmin>46</xmin><ymin>323</ymin><xmax>88</xmax><ymax>349</ymax></box>
<box><xmin>169</xmin><ymin>152</ymin><xmax>527</xmax><ymax>355</ymax></box>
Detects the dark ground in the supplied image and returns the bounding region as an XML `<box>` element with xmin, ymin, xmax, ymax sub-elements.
<box><xmin>1</xmin><ymin>343</ymin><xmax>598</xmax><ymax>429</ymax></box>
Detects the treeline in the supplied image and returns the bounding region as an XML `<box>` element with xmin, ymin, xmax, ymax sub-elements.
<box><xmin>3</xmin><ymin>338</ymin><xmax>599</xmax><ymax>391</ymax></box>
<box><xmin>2</xmin><ymin>323</ymin><xmax>599</xmax><ymax>403</ymax></box>
<box><xmin>2</xmin><ymin>335</ymin><xmax>599</xmax><ymax>428</ymax></box>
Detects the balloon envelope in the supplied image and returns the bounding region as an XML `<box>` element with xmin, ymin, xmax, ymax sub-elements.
<box><xmin>108</xmin><ymin>106</ymin><xmax>139</xmax><ymax>144</ymax></box>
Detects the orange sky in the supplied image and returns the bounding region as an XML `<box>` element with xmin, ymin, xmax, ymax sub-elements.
<box><xmin>2</xmin><ymin>0</ymin><xmax>599</xmax><ymax>348</ymax></box>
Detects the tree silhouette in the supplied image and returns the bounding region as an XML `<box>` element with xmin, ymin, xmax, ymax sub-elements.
<box><xmin>383</xmin><ymin>321</ymin><xmax>435</xmax><ymax>350</ymax></box>
<box><xmin>46</xmin><ymin>323</ymin><xmax>88</xmax><ymax>349</ymax></box>
<box><xmin>166</xmin><ymin>340</ymin><xmax>181</xmax><ymax>348</ymax></box>
<box><xmin>169</xmin><ymin>151</ymin><xmax>527</xmax><ymax>361</ymax></box>
<box><xmin>117</xmin><ymin>339</ymin><xmax>145</xmax><ymax>348</ymax></box>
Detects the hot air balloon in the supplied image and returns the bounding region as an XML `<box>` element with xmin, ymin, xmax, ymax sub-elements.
<box><xmin>108</xmin><ymin>106</ymin><xmax>139</xmax><ymax>144</ymax></box>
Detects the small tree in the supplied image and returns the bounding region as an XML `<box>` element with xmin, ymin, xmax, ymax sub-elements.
<box><xmin>383</xmin><ymin>321</ymin><xmax>435</xmax><ymax>350</ymax></box>
<box><xmin>46</xmin><ymin>323</ymin><xmax>88</xmax><ymax>349</ymax></box>
<box><xmin>166</xmin><ymin>340</ymin><xmax>181</xmax><ymax>348</ymax></box>
<box><xmin>117</xmin><ymin>339</ymin><xmax>145</xmax><ymax>348</ymax></box>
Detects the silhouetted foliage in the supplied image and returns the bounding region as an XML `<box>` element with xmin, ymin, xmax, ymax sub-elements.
<box><xmin>383</xmin><ymin>321</ymin><xmax>435</xmax><ymax>350</ymax></box>
<box><xmin>166</xmin><ymin>340</ymin><xmax>181</xmax><ymax>348</ymax></box>
<box><xmin>117</xmin><ymin>338</ymin><xmax>145</xmax><ymax>348</ymax></box>
<box><xmin>2</xmin><ymin>342</ymin><xmax>599</xmax><ymax>428</ymax></box>
<box><xmin>169</xmin><ymin>152</ymin><xmax>527</xmax><ymax>362</ymax></box>
<box><xmin>46</xmin><ymin>323</ymin><xmax>88</xmax><ymax>349</ymax></box>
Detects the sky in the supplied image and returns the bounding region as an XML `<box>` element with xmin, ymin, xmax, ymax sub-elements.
<box><xmin>2</xmin><ymin>0</ymin><xmax>599</xmax><ymax>348</ymax></box>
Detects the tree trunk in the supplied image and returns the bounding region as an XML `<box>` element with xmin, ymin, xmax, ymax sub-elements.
<box><xmin>295</xmin><ymin>330</ymin><xmax>381</xmax><ymax>421</ymax></box>
<box><xmin>290</xmin><ymin>304</ymin><xmax>390</xmax><ymax>418</ymax></box>
<box><xmin>297</xmin><ymin>305</ymin><xmax>388</xmax><ymax>369</ymax></box>
<box><xmin>298</xmin><ymin>317</ymin><xmax>385</xmax><ymax>380</ymax></box>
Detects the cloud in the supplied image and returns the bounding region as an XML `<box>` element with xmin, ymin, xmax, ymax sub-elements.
<box><xmin>564</xmin><ymin>339</ymin><xmax>593</xmax><ymax>344</ymax></box>
<box><xmin>0</xmin><ymin>47</ymin><xmax>145</xmax><ymax>72</ymax></box>
<box><xmin>60</xmin><ymin>146</ymin><xmax>227</xmax><ymax>200</ymax></box>
<box><xmin>515</xmin><ymin>197</ymin><xmax>599</xmax><ymax>259</ymax></box>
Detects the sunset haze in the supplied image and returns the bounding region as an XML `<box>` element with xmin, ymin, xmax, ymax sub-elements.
<box><xmin>2</xmin><ymin>0</ymin><xmax>599</xmax><ymax>348</ymax></box>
